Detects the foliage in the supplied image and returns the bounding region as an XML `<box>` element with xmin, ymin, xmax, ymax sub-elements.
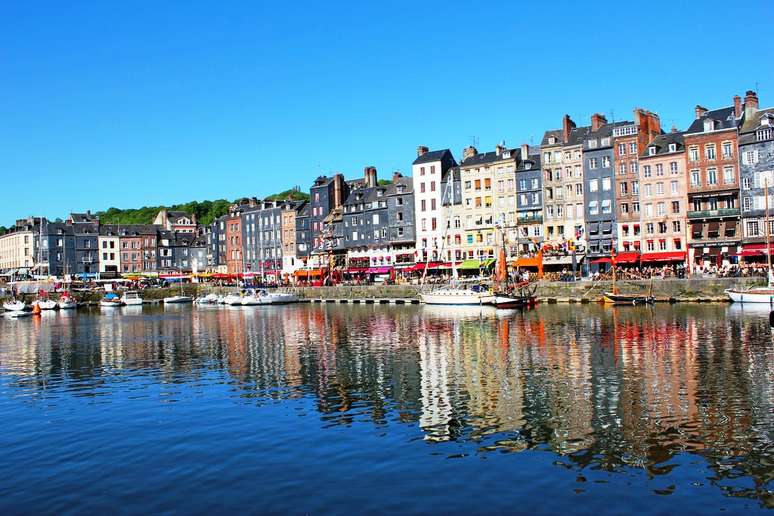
<box><xmin>0</xmin><ymin>226</ymin><xmax>7</xmax><ymax>236</ymax></box>
<box><xmin>264</xmin><ymin>187</ymin><xmax>310</xmax><ymax>201</ymax></box>
<box><xmin>377</xmin><ymin>179</ymin><xmax>392</xmax><ymax>186</ymax></box>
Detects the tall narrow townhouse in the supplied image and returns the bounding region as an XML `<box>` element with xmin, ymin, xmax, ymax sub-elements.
<box><xmin>612</xmin><ymin>109</ymin><xmax>662</xmax><ymax>254</ymax></box>
<box><xmin>637</xmin><ymin>130</ymin><xmax>688</xmax><ymax>266</ymax></box>
<box><xmin>583</xmin><ymin>114</ymin><xmax>618</xmax><ymax>270</ymax></box>
<box><xmin>225</xmin><ymin>208</ymin><xmax>243</xmax><ymax>274</ymax></box>
<box><xmin>515</xmin><ymin>144</ymin><xmax>543</xmax><ymax>255</ymax></box>
<box><xmin>737</xmin><ymin>91</ymin><xmax>774</xmax><ymax>257</ymax></box>
<box><xmin>684</xmin><ymin>101</ymin><xmax>741</xmax><ymax>269</ymax></box>
<box><xmin>541</xmin><ymin>115</ymin><xmax>588</xmax><ymax>254</ymax></box>
<box><xmin>459</xmin><ymin>144</ymin><xmax>519</xmax><ymax>263</ymax></box>
<box><xmin>68</xmin><ymin>212</ymin><xmax>100</xmax><ymax>278</ymax></box>
<box><xmin>441</xmin><ymin>166</ymin><xmax>464</xmax><ymax>263</ymax></box>
<box><xmin>412</xmin><ymin>146</ymin><xmax>458</xmax><ymax>263</ymax></box>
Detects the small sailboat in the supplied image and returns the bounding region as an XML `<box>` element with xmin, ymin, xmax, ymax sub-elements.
<box><xmin>195</xmin><ymin>293</ymin><xmax>219</xmax><ymax>305</ymax></box>
<box><xmin>486</xmin><ymin>231</ymin><xmax>536</xmax><ymax>309</ymax></box>
<box><xmin>33</xmin><ymin>298</ymin><xmax>57</xmax><ymax>310</ymax></box>
<box><xmin>3</xmin><ymin>300</ymin><xmax>28</xmax><ymax>312</ymax></box>
<box><xmin>163</xmin><ymin>272</ymin><xmax>193</xmax><ymax>304</ymax></box>
<box><xmin>603</xmin><ymin>250</ymin><xmax>654</xmax><ymax>305</ymax></box>
<box><xmin>58</xmin><ymin>293</ymin><xmax>78</xmax><ymax>310</ymax></box>
<box><xmin>241</xmin><ymin>290</ymin><xmax>262</xmax><ymax>306</ymax></box>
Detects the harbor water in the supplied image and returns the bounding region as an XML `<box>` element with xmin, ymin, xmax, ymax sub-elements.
<box><xmin>0</xmin><ymin>304</ymin><xmax>772</xmax><ymax>514</ymax></box>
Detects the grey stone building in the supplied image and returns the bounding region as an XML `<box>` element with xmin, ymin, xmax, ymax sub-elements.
<box><xmin>309</xmin><ymin>174</ymin><xmax>349</xmax><ymax>256</ymax></box>
<box><xmin>44</xmin><ymin>220</ymin><xmax>76</xmax><ymax>278</ymax></box>
<box><xmin>342</xmin><ymin>168</ymin><xmax>389</xmax><ymax>269</ymax></box>
<box><xmin>68</xmin><ymin>212</ymin><xmax>99</xmax><ymax>278</ymax></box>
<box><xmin>241</xmin><ymin>201</ymin><xmax>285</xmax><ymax>279</ymax></box>
<box><xmin>387</xmin><ymin>172</ymin><xmax>416</xmax><ymax>268</ymax></box>
<box><xmin>738</xmin><ymin>92</ymin><xmax>774</xmax><ymax>252</ymax></box>
<box><xmin>515</xmin><ymin>144</ymin><xmax>542</xmax><ymax>254</ymax></box>
<box><xmin>295</xmin><ymin>203</ymin><xmax>311</xmax><ymax>260</ymax></box>
<box><xmin>582</xmin><ymin>115</ymin><xmax>619</xmax><ymax>269</ymax></box>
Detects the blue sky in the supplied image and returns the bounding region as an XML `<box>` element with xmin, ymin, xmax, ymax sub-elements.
<box><xmin>2</xmin><ymin>0</ymin><xmax>773</xmax><ymax>226</ymax></box>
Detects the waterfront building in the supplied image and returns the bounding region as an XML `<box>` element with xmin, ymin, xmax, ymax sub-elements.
<box><xmin>412</xmin><ymin>146</ymin><xmax>458</xmax><ymax>263</ymax></box>
<box><xmin>225</xmin><ymin>209</ymin><xmax>243</xmax><ymax>274</ymax></box>
<box><xmin>515</xmin><ymin>144</ymin><xmax>543</xmax><ymax>255</ymax></box>
<box><xmin>207</xmin><ymin>218</ymin><xmax>227</xmax><ymax>273</ymax></box>
<box><xmin>583</xmin><ymin>115</ymin><xmax>618</xmax><ymax>269</ymax></box>
<box><xmin>458</xmin><ymin>144</ymin><xmax>519</xmax><ymax>262</ymax></box>
<box><xmin>684</xmin><ymin>100</ymin><xmax>741</xmax><ymax>269</ymax></box>
<box><xmin>153</xmin><ymin>209</ymin><xmax>197</xmax><ymax>233</ymax></box>
<box><xmin>44</xmin><ymin>221</ymin><xmax>76</xmax><ymax>278</ymax></box>
<box><xmin>737</xmin><ymin>92</ymin><xmax>774</xmax><ymax>256</ymax></box>
<box><xmin>0</xmin><ymin>218</ymin><xmax>36</xmax><ymax>276</ymax></box>
<box><xmin>440</xmin><ymin>166</ymin><xmax>464</xmax><ymax>263</ymax></box>
<box><xmin>98</xmin><ymin>225</ymin><xmax>121</xmax><ymax>276</ymax></box>
<box><xmin>637</xmin><ymin>130</ymin><xmax>688</xmax><ymax>263</ymax></box>
<box><xmin>118</xmin><ymin>225</ymin><xmax>158</xmax><ymax>273</ymax></box>
<box><xmin>612</xmin><ymin>109</ymin><xmax>662</xmax><ymax>253</ymax></box>
<box><xmin>387</xmin><ymin>172</ymin><xmax>416</xmax><ymax>270</ymax></box>
<box><xmin>541</xmin><ymin>115</ymin><xmax>588</xmax><ymax>254</ymax></box>
<box><xmin>342</xmin><ymin>167</ymin><xmax>390</xmax><ymax>272</ymax></box>
<box><xmin>309</xmin><ymin>174</ymin><xmax>348</xmax><ymax>259</ymax></box>
<box><xmin>241</xmin><ymin>200</ymin><xmax>284</xmax><ymax>282</ymax></box>
<box><xmin>281</xmin><ymin>201</ymin><xmax>306</xmax><ymax>276</ymax></box>
<box><xmin>295</xmin><ymin>203</ymin><xmax>311</xmax><ymax>265</ymax></box>
<box><xmin>68</xmin><ymin>212</ymin><xmax>100</xmax><ymax>278</ymax></box>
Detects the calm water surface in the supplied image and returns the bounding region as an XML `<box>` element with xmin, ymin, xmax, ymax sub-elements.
<box><xmin>0</xmin><ymin>303</ymin><xmax>772</xmax><ymax>514</ymax></box>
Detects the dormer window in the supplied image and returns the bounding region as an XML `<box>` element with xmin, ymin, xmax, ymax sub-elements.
<box><xmin>648</xmin><ymin>146</ymin><xmax>656</xmax><ymax>156</ymax></box>
<box><xmin>601</xmin><ymin>137</ymin><xmax>610</xmax><ymax>146</ymax></box>
<box><xmin>761</xmin><ymin>115</ymin><xmax>772</xmax><ymax>127</ymax></box>
<box><xmin>377</xmin><ymin>190</ymin><xmax>384</xmax><ymax>197</ymax></box>
<box><xmin>525</xmin><ymin>163</ymin><xmax>532</xmax><ymax>170</ymax></box>
<box><xmin>588</xmin><ymin>139</ymin><xmax>598</xmax><ymax>149</ymax></box>
<box><xmin>703</xmin><ymin>119</ymin><xmax>715</xmax><ymax>132</ymax></box>
<box><xmin>548</xmin><ymin>136</ymin><xmax>557</xmax><ymax>145</ymax></box>
<box><xmin>758</xmin><ymin>128</ymin><xmax>773</xmax><ymax>141</ymax></box>
<box><xmin>668</xmin><ymin>143</ymin><xmax>677</xmax><ymax>152</ymax></box>
<box><xmin>503</xmin><ymin>150</ymin><xmax>511</xmax><ymax>159</ymax></box>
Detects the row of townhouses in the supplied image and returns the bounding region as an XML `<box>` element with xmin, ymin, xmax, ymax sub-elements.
<box><xmin>2</xmin><ymin>90</ymin><xmax>773</xmax><ymax>280</ymax></box>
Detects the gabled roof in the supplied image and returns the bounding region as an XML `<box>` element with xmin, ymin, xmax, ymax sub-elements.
<box><xmin>460</xmin><ymin>148</ymin><xmax>519</xmax><ymax>168</ymax></box>
<box><xmin>685</xmin><ymin>106</ymin><xmax>738</xmax><ymax>135</ymax></box>
<box><xmin>517</xmin><ymin>152</ymin><xmax>541</xmax><ymax>172</ymax></box>
<box><xmin>740</xmin><ymin>107</ymin><xmax>774</xmax><ymax>133</ymax></box>
<box><xmin>413</xmin><ymin>149</ymin><xmax>456</xmax><ymax>166</ymax></box>
<box><xmin>640</xmin><ymin>132</ymin><xmax>685</xmax><ymax>158</ymax></box>
<box><xmin>541</xmin><ymin>130</ymin><xmax>563</xmax><ymax>147</ymax></box>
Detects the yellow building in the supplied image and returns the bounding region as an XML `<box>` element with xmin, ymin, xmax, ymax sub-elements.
<box><xmin>0</xmin><ymin>219</ymin><xmax>36</xmax><ymax>273</ymax></box>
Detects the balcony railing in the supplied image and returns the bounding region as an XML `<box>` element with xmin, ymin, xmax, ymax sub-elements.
<box><xmin>687</xmin><ymin>208</ymin><xmax>740</xmax><ymax>219</ymax></box>
<box><xmin>518</xmin><ymin>213</ymin><xmax>543</xmax><ymax>223</ymax></box>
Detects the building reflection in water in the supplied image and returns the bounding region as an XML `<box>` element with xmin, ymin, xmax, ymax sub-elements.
<box><xmin>0</xmin><ymin>303</ymin><xmax>772</xmax><ymax>505</ymax></box>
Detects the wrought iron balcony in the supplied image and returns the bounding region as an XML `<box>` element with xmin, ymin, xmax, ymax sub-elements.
<box><xmin>517</xmin><ymin>213</ymin><xmax>543</xmax><ymax>224</ymax></box>
<box><xmin>687</xmin><ymin>208</ymin><xmax>740</xmax><ymax>219</ymax></box>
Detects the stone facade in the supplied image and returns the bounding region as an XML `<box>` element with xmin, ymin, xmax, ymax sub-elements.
<box><xmin>583</xmin><ymin>115</ymin><xmax>617</xmax><ymax>265</ymax></box>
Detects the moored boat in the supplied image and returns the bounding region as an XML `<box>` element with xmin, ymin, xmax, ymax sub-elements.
<box><xmin>3</xmin><ymin>300</ymin><xmax>28</xmax><ymax>312</ymax></box>
<box><xmin>163</xmin><ymin>295</ymin><xmax>193</xmax><ymax>304</ymax></box>
<box><xmin>5</xmin><ymin>310</ymin><xmax>32</xmax><ymax>318</ymax></box>
<box><xmin>33</xmin><ymin>299</ymin><xmax>58</xmax><ymax>310</ymax></box>
<box><xmin>725</xmin><ymin>287</ymin><xmax>774</xmax><ymax>304</ymax></box>
<box><xmin>420</xmin><ymin>285</ymin><xmax>489</xmax><ymax>305</ymax></box>
<box><xmin>121</xmin><ymin>291</ymin><xmax>144</xmax><ymax>306</ymax></box>
<box><xmin>602</xmin><ymin>292</ymin><xmax>655</xmax><ymax>305</ymax></box>
<box><xmin>58</xmin><ymin>294</ymin><xmax>78</xmax><ymax>310</ymax></box>
<box><xmin>100</xmin><ymin>293</ymin><xmax>124</xmax><ymax>308</ymax></box>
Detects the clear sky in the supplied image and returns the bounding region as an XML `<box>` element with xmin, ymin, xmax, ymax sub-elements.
<box><xmin>2</xmin><ymin>0</ymin><xmax>773</xmax><ymax>226</ymax></box>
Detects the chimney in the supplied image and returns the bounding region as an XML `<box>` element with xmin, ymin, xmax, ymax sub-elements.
<box><xmin>591</xmin><ymin>113</ymin><xmax>607</xmax><ymax>131</ymax></box>
<box><xmin>695</xmin><ymin>105</ymin><xmax>708</xmax><ymax>120</ymax></box>
<box><xmin>520</xmin><ymin>143</ymin><xmax>529</xmax><ymax>160</ymax></box>
<box><xmin>495</xmin><ymin>143</ymin><xmax>505</xmax><ymax>156</ymax></box>
<box><xmin>671</xmin><ymin>124</ymin><xmax>679</xmax><ymax>134</ymax></box>
<box><xmin>392</xmin><ymin>171</ymin><xmax>403</xmax><ymax>183</ymax></box>
<box><xmin>744</xmin><ymin>90</ymin><xmax>759</xmax><ymax>119</ymax></box>
<box><xmin>416</xmin><ymin>145</ymin><xmax>429</xmax><ymax>157</ymax></box>
<box><xmin>463</xmin><ymin>146</ymin><xmax>478</xmax><ymax>160</ymax></box>
<box><xmin>562</xmin><ymin>114</ymin><xmax>575</xmax><ymax>143</ymax></box>
<box><xmin>733</xmin><ymin>95</ymin><xmax>742</xmax><ymax>118</ymax></box>
<box><xmin>364</xmin><ymin>166</ymin><xmax>377</xmax><ymax>188</ymax></box>
<box><xmin>333</xmin><ymin>174</ymin><xmax>344</xmax><ymax>208</ymax></box>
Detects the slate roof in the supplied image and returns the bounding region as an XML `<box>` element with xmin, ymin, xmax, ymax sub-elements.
<box><xmin>639</xmin><ymin>132</ymin><xmax>685</xmax><ymax>158</ymax></box>
<box><xmin>541</xmin><ymin>129</ymin><xmax>563</xmax><ymax>147</ymax></box>
<box><xmin>413</xmin><ymin>149</ymin><xmax>455</xmax><ymax>166</ymax></box>
<box><xmin>69</xmin><ymin>212</ymin><xmax>98</xmax><ymax>223</ymax></box>
<box><xmin>517</xmin><ymin>152</ymin><xmax>541</xmax><ymax>172</ymax></box>
<box><xmin>460</xmin><ymin>148</ymin><xmax>519</xmax><ymax>168</ymax></box>
<box><xmin>739</xmin><ymin>108</ymin><xmax>774</xmax><ymax>146</ymax></box>
<box><xmin>685</xmin><ymin>106</ymin><xmax>738</xmax><ymax>135</ymax></box>
<box><xmin>118</xmin><ymin>224</ymin><xmax>159</xmax><ymax>236</ymax></box>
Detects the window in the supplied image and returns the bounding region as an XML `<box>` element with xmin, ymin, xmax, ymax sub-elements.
<box><xmin>670</xmin><ymin>181</ymin><xmax>678</xmax><ymax>194</ymax></box>
<box><xmin>669</xmin><ymin>143</ymin><xmax>677</xmax><ymax>152</ymax></box>
<box><xmin>588</xmin><ymin>179</ymin><xmax>598</xmax><ymax>192</ymax></box>
<box><xmin>601</xmin><ymin>199</ymin><xmax>612</xmax><ymax>214</ymax></box>
<box><xmin>420</xmin><ymin>199</ymin><xmax>426</xmax><ymax>212</ymax></box>
<box><xmin>632</xmin><ymin>181</ymin><xmax>639</xmax><ymax>195</ymax></box>
<box><xmin>659</xmin><ymin>239</ymin><xmax>667</xmax><ymax>251</ymax></box>
<box><xmin>690</xmin><ymin>170</ymin><xmax>701</xmax><ymax>186</ymax></box>
<box><xmin>589</xmin><ymin>157</ymin><xmax>598</xmax><ymax>169</ymax></box>
<box><xmin>643</xmin><ymin>165</ymin><xmax>651</xmax><ymax>178</ymax></box>
<box><xmin>723</xmin><ymin>166</ymin><xmax>734</xmax><ymax>185</ymax></box>
<box><xmin>602</xmin><ymin>177</ymin><xmax>611</xmax><ymax>191</ymax></box>
<box><xmin>620</xmin><ymin>182</ymin><xmax>628</xmax><ymax>195</ymax></box>
<box><xmin>656</xmin><ymin>164</ymin><xmax>664</xmax><ymax>176</ymax></box>
<box><xmin>430</xmin><ymin>181</ymin><xmax>436</xmax><ymax>192</ymax></box>
<box><xmin>758</xmin><ymin>129</ymin><xmax>773</xmax><ymax>141</ymax></box>
<box><xmin>656</xmin><ymin>203</ymin><xmax>665</xmax><ymax>216</ymax></box>
<box><xmin>689</xmin><ymin>146</ymin><xmax>699</xmax><ymax>162</ymax></box>
<box><xmin>644</xmin><ymin>184</ymin><xmax>652</xmax><ymax>197</ymax></box>
<box><xmin>618</xmin><ymin>143</ymin><xmax>626</xmax><ymax>155</ymax></box>
<box><xmin>633</xmin><ymin>202</ymin><xmax>640</xmax><ymax>213</ymax></box>
<box><xmin>589</xmin><ymin>201</ymin><xmax>599</xmax><ymax>215</ymax></box>
<box><xmin>431</xmin><ymin>199</ymin><xmax>436</xmax><ymax>210</ymax></box>
<box><xmin>619</xmin><ymin>163</ymin><xmax>626</xmax><ymax>175</ymax></box>
<box><xmin>420</xmin><ymin>182</ymin><xmax>425</xmax><ymax>193</ymax></box>
<box><xmin>707</xmin><ymin>168</ymin><xmax>717</xmax><ymax>185</ymax></box>
<box><xmin>645</xmin><ymin>204</ymin><xmax>653</xmax><ymax>218</ymax></box>
<box><xmin>655</xmin><ymin>182</ymin><xmax>663</xmax><ymax>195</ymax></box>
<box><xmin>705</xmin><ymin>144</ymin><xmax>716</xmax><ymax>160</ymax></box>
<box><xmin>674</xmin><ymin>238</ymin><xmax>682</xmax><ymax>250</ymax></box>
<box><xmin>743</xmin><ymin>177</ymin><xmax>751</xmax><ymax>189</ymax></box>
<box><xmin>670</xmin><ymin>161</ymin><xmax>678</xmax><ymax>174</ymax></box>
<box><xmin>743</xmin><ymin>196</ymin><xmax>751</xmax><ymax>211</ymax></box>
<box><xmin>722</xmin><ymin>142</ymin><xmax>733</xmax><ymax>158</ymax></box>
<box><xmin>747</xmin><ymin>220</ymin><xmax>759</xmax><ymax>237</ymax></box>
<box><xmin>629</xmin><ymin>143</ymin><xmax>636</xmax><ymax>154</ymax></box>
<box><xmin>646</xmin><ymin>221</ymin><xmax>654</xmax><ymax>233</ymax></box>
<box><xmin>630</xmin><ymin>162</ymin><xmax>638</xmax><ymax>174</ymax></box>
<box><xmin>648</xmin><ymin>146</ymin><xmax>656</xmax><ymax>156</ymax></box>
<box><xmin>620</xmin><ymin>203</ymin><xmax>628</xmax><ymax>214</ymax></box>
<box><xmin>602</xmin><ymin>156</ymin><xmax>611</xmax><ymax>168</ymax></box>
<box><xmin>672</xmin><ymin>200</ymin><xmax>680</xmax><ymax>214</ymax></box>
<box><xmin>672</xmin><ymin>220</ymin><xmax>681</xmax><ymax>233</ymax></box>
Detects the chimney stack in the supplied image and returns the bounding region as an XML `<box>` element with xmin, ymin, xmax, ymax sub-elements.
<box><xmin>744</xmin><ymin>90</ymin><xmax>759</xmax><ymax>119</ymax></box>
<box><xmin>591</xmin><ymin>113</ymin><xmax>607</xmax><ymax>131</ymax></box>
<box><xmin>495</xmin><ymin>143</ymin><xmax>505</xmax><ymax>156</ymax></box>
<box><xmin>333</xmin><ymin>174</ymin><xmax>344</xmax><ymax>208</ymax></box>
<box><xmin>392</xmin><ymin>171</ymin><xmax>403</xmax><ymax>183</ymax></box>
<box><xmin>733</xmin><ymin>95</ymin><xmax>742</xmax><ymax>118</ymax></box>
<box><xmin>695</xmin><ymin>105</ymin><xmax>708</xmax><ymax>120</ymax></box>
<box><xmin>416</xmin><ymin>145</ymin><xmax>429</xmax><ymax>157</ymax></box>
<box><xmin>463</xmin><ymin>146</ymin><xmax>478</xmax><ymax>161</ymax></box>
<box><xmin>562</xmin><ymin>114</ymin><xmax>575</xmax><ymax>143</ymax></box>
<box><xmin>671</xmin><ymin>124</ymin><xmax>678</xmax><ymax>134</ymax></box>
<box><xmin>364</xmin><ymin>166</ymin><xmax>378</xmax><ymax>188</ymax></box>
<box><xmin>520</xmin><ymin>143</ymin><xmax>529</xmax><ymax>160</ymax></box>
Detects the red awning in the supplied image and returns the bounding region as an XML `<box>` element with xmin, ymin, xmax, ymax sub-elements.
<box><xmin>345</xmin><ymin>267</ymin><xmax>368</xmax><ymax>274</ymax></box>
<box><xmin>614</xmin><ymin>251</ymin><xmax>640</xmax><ymax>264</ymax></box>
<box><xmin>742</xmin><ymin>243</ymin><xmax>774</xmax><ymax>252</ymax></box>
<box><xmin>407</xmin><ymin>262</ymin><xmax>444</xmax><ymax>272</ymax></box>
<box><xmin>590</xmin><ymin>257</ymin><xmax>612</xmax><ymax>264</ymax></box>
<box><xmin>739</xmin><ymin>250</ymin><xmax>764</xmax><ymax>257</ymax></box>
<box><xmin>366</xmin><ymin>266</ymin><xmax>393</xmax><ymax>274</ymax></box>
<box><xmin>640</xmin><ymin>251</ymin><xmax>687</xmax><ymax>263</ymax></box>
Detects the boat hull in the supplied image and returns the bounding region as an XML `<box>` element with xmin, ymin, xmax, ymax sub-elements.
<box><xmin>725</xmin><ymin>288</ymin><xmax>774</xmax><ymax>304</ymax></box>
<box><xmin>122</xmin><ymin>298</ymin><xmax>143</xmax><ymax>306</ymax></box>
<box><xmin>603</xmin><ymin>292</ymin><xmax>654</xmax><ymax>305</ymax></box>
<box><xmin>100</xmin><ymin>301</ymin><xmax>124</xmax><ymax>308</ymax></box>
<box><xmin>420</xmin><ymin>292</ymin><xmax>486</xmax><ymax>305</ymax></box>
<box><xmin>3</xmin><ymin>301</ymin><xmax>27</xmax><ymax>311</ymax></box>
<box><xmin>5</xmin><ymin>310</ymin><xmax>32</xmax><ymax>318</ymax></box>
<box><xmin>58</xmin><ymin>300</ymin><xmax>77</xmax><ymax>310</ymax></box>
<box><xmin>163</xmin><ymin>296</ymin><xmax>193</xmax><ymax>304</ymax></box>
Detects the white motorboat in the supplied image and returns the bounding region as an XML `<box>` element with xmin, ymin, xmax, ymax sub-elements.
<box><xmin>420</xmin><ymin>285</ymin><xmax>490</xmax><ymax>305</ymax></box>
<box><xmin>34</xmin><ymin>299</ymin><xmax>58</xmax><ymax>310</ymax></box>
<box><xmin>725</xmin><ymin>287</ymin><xmax>774</xmax><ymax>304</ymax></box>
<box><xmin>3</xmin><ymin>300</ymin><xmax>28</xmax><ymax>312</ymax></box>
<box><xmin>100</xmin><ymin>297</ymin><xmax>124</xmax><ymax>308</ymax></box>
<box><xmin>262</xmin><ymin>291</ymin><xmax>299</xmax><ymax>305</ymax></box>
<box><xmin>195</xmin><ymin>293</ymin><xmax>219</xmax><ymax>305</ymax></box>
<box><xmin>163</xmin><ymin>295</ymin><xmax>193</xmax><ymax>304</ymax></box>
<box><xmin>224</xmin><ymin>294</ymin><xmax>243</xmax><ymax>306</ymax></box>
<box><xmin>241</xmin><ymin>293</ymin><xmax>262</xmax><ymax>306</ymax></box>
<box><xmin>121</xmin><ymin>291</ymin><xmax>144</xmax><ymax>306</ymax></box>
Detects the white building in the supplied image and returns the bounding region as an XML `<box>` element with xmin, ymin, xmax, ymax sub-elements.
<box><xmin>412</xmin><ymin>146</ymin><xmax>458</xmax><ymax>263</ymax></box>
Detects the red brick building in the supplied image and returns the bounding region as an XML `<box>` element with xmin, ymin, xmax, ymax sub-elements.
<box><xmin>225</xmin><ymin>212</ymin><xmax>243</xmax><ymax>274</ymax></box>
